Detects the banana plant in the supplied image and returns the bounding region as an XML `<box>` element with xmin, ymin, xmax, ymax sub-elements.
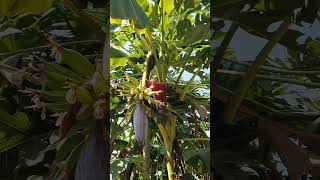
<box><xmin>111</xmin><ymin>0</ymin><xmax>210</xmax><ymax>179</ymax></box>
<box><xmin>18</xmin><ymin>35</ymin><xmax>108</xmax><ymax>179</ymax></box>
<box><xmin>0</xmin><ymin>0</ymin><xmax>110</xmax><ymax>179</ymax></box>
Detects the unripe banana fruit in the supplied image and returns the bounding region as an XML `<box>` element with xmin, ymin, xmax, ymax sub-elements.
<box><xmin>139</xmin><ymin>93</ymin><xmax>144</xmax><ymax>100</ymax></box>
<box><xmin>144</xmin><ymin>88</ymin><xmax>150</xmax><ymax>94</ymax></box>
<box><xmin>147</xmin><ymin>91</ymin><xmax>156</xmax><ymax>96</ymax></box>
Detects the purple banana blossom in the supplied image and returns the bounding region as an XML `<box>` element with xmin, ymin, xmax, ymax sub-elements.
<box><xmin>133</xmin><ymin>104</ymin><xmax>148</xmax><ymax>144</ymax></box>
<box><xmin>75</xmin><ymin>120</ymin><xmax>107</xmax><ymax>180</ymax></box>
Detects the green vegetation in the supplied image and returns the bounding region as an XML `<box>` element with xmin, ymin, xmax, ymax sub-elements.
<box><xmin>110</xmin><ymin>0</ymin><xmax>210</xmax><ymax>179</ymax></box>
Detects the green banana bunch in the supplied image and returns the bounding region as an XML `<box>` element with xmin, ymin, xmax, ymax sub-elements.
<box><xmin>121</xmin><ymin>74</ymin><xmax>164</xmax><ymax>108</ymax></box>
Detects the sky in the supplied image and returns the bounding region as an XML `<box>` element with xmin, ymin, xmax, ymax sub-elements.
<box><xmin>221</xmin><ymin>19</ymin><xmax>320</xmax><ymax>60</ymax></box>
<box><xmin>215</xmin><ymin>19</ymin><xmax>320</xmax><ymax>108</ymax></box>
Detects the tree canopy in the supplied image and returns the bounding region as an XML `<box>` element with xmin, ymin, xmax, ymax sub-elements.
<box><xmin>213</xmin><ymin>0</ymin><xmax>320</xmax><ymax>179</ymax></box>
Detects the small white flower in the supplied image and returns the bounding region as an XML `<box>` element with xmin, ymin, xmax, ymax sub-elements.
<box><xmin>41</xmin><ymin>105</ymin><xmax>46</xmax><ymax>120</ymax></box>
<box><xmin>31</xmin><ymin>94</ymin><xmax>42</xmax><ymax>109</ymax></box>
<box><xmin>51</xmin><ymin>112</ymin><xmax>67</xmax><ymax>127</ymax></box>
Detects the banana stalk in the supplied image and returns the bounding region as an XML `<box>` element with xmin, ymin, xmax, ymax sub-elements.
<box><xmin>139</xmin><ymin>26</ymin><xmax>176</xmax><ymax>179</ymax></box>
<box><xmin>141</xmin><ymin>51</ymin><xmax>151</xmax><ymax>179</ymax></box>
<box><xmin>165</xmin><ymin>113</ymin><xmax>177</xmax><ymax>180</ymax></box>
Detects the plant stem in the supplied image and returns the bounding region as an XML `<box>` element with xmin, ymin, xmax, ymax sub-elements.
<box><xmin>166</xmin><ymin>113</ymin><xmax>177</xmax><ymax>180</ymax></box>
<box><xmin>143</xmin><ymin>124</ymin><xmax>151</xmax><ymax>180</ymax></box>
<box><xmin>142</xmin><ymin>53</ymin><xmax>150</xmax><ymax>86</ymax></box>
<box><xmin>145</xmin><ymin>32</ymin><xmax>163</xmax><ymax>82</ymax></box>
<box><xmin>212</xmin><ymin>22</ymin><xmax>238</xmax><ymax>78</ymax></box>
<box><xmin>167</xmin><ymin>159</ymin><xmax>174</xmax><ymax>180</ymax></box>
<box><xmin>223</xmin><ymin>17</ymin><xmax>291</xmax><ymax>123</ymax></box>
<box><xmin>138</xmin><ymin>33</ymin><xmax>161</xmax><ymax>82</ymax></box>
<box><xmin>161</xmin><ymin>0</ymin><xmax>164</xmax><ymax>55</ymax></box>
<box><xmin>160</xmin><ymin>0</ymin><xmax>166</xmax><ymax>82</ymax></box>
<box><xmin>153</xmin><ymin>117</ymin><xmax>175</xmax><ymax>179</ymax></box>
<box><xmin>142</xmin><ymin>51</ymin><xmax>152</xmax><ymax>179</ymax></box>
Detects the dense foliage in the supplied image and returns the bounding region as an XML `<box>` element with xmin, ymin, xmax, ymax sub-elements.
<box><xmin>0</xmin><ymin>0</ymin><xmax>108</xmax><ymax>179</ymax></box>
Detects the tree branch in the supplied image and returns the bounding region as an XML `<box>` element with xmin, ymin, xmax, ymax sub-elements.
<box><xmin>212</xmin><ymin>22</ymin><xmax>239</xmax><ymax>78</ymax></box>
<box><xmin>214</xmin><ymin>83</ymin><xmax>320</xmax><ymax>117</ymax></box>
<box><xmin>223</xmin><ymin>17</ymin><xmax>291</xmax><ymax>123</ymax></box>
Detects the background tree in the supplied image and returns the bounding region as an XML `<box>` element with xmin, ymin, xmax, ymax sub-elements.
<box><xmin>212</xmin><ymin>0</ymin><xmax>320</xmax><ymax>179</ymax></box>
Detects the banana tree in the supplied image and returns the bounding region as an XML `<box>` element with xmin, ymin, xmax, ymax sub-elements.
<box><xmin>110</xmin><ymin>0</ymin><xmax>210</xmax><ymax>179</ymax></box>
